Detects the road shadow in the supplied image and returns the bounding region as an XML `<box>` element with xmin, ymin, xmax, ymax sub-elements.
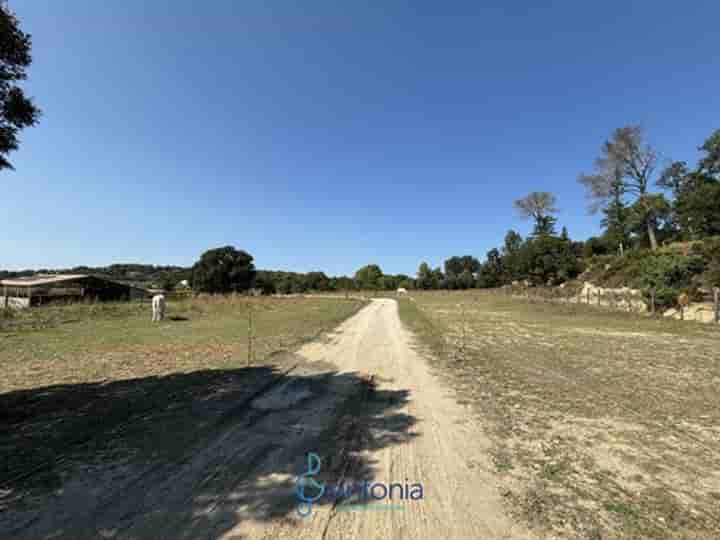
<box><xmin>0</xmin><ymin>356</ymin><xmax>417</xmax><ymax>539</ymax></box>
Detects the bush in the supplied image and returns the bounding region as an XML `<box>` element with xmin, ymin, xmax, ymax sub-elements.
<box><xmin>637</xmin><ymin>254</ymin><xmax>698</xmax><ymax>309</ymax></box>
<box><xmin>582</xmin><ymin>236</ymin><xmax>611</xmax><ymax>258</ymax></box>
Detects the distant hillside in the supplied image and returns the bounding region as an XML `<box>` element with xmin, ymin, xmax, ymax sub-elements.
<box><xmin>0</xmin><ymin>264</ymin><xmax>192</xmax><ymax>290</ymax></box>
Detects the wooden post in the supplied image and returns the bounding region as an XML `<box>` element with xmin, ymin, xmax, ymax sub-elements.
<box><xmin>586</xmin><ymin>288</ymin><xmax>591</xmax><ymax>305</ymax></box>
<box><xmin>247</xmin><ymin>304</ymin><xmax>254</xmax><ymax>366</ymax></box>
<box><xmin>714</xmin><ymin>288</ymin><xmax>719</xmax><ymax>324</ymax></box>
<box><xmin>650</xmin><ymin>289</ymin><xmax>656</xmax><ymax>316</ymax></box>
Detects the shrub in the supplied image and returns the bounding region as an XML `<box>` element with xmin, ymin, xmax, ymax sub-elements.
<box><xmin>637</xmin><ymin>254</ymin><xmax>698</xmax><ymax>309</ymax></box>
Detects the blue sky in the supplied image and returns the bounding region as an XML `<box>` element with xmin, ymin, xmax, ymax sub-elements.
<box><xmin>4</xmin><ymin>1</ymin><xmax>719</xmax><ymax>276</ymax></box>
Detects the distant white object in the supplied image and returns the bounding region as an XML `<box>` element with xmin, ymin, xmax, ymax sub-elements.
<box><xmin>152</xmin><ymin>294</ymin><xmax>166</xmax><ymax>322</ymax></box>
<box><xmin>396</xmin><ymin>287</ymin><xmax>408</xmax><ymax>296</ymax></box>
<box><xmin>177</xmin><ymin>279</ymin><xmax>190</xmax><ymax>289</ymax></box>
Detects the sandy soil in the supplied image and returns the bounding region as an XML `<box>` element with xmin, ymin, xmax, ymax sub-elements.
<box><xmin>2</xmin><ymin>299</ymin><xmax>529</xmax><ymax>540</ymax></box>
<box><xmin>236</xmin><ymin>299</ymin><xmax>530</xmax><ymax>540</ymax></box>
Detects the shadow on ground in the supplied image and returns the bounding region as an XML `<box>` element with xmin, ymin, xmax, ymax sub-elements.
<box><xmin>0</xmin><ymin>354</ymin><xmax>416</xmax><ymax>539</ymax></box>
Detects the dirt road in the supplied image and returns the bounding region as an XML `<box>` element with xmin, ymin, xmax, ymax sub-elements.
<box><xmin>3</xmin><ymin>299</ymin><xmax>530</xmax><ymax>539</ymax></box>
<box><xmin>237</xmin><ymin>299</ymin><xmax>530</xmax><ymax>540</ymax></box>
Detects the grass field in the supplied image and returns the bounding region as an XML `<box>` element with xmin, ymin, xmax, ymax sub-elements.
<box><xmin>399</xmin><ymin>290</ymin><xmax>720</xmax><ymax>539</ymax></box>
<box><xmin>0</xmin><ymin>295</ymin><xmax>366</xmax><ymax>393</ymax></box>
<box><xmin>0</xmin><ymin>295</ymin><xmax>366</xmax><ymax>496</ymax></box>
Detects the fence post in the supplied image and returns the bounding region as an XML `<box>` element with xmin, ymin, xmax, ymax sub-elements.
<box><xmin>714</xmin><ymin>288</ymin><xmax>720</xmax><ymax>324</ymax></box>
<box><xmin>247</xmin><ymin>303</ymin><xmax>254</xmax><ymax>366</ymax></box>
<box><xmin>586</xmin><ymin>288</ymin><xmax>590</xmax><ymax>305</ymax></box>
<box><xmin>650</xmin><ymin>289</ymin><xmax>656</xmax><ymax>316</ymax></box>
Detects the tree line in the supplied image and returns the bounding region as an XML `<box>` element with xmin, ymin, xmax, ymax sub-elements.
<box><xmin>417</xmin><ymin>125</ymin><xmax>720</xmax><ymax>305</ymax></box>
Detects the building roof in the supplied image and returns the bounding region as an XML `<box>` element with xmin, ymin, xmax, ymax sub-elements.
<box><xmin>0</xmin><ymin>274</ymin><xmax>89</xmax><ymax>287</ymax></box>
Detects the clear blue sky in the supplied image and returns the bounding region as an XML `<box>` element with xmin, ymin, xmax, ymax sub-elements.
<box><xmin>4</xmin><ymin>1</ymin><xmax>719</xmax><ymax>276</ymax></box>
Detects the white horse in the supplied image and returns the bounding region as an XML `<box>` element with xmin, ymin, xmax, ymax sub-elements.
<box><xmin>396</xmin><ymin>287</ymin><xmax>408</xmax><ymax>296</ymax></box>
<box><xmin>152</xmin><ymin>294</ymin><xmax>166</xmax><ymax>322</ymax></box>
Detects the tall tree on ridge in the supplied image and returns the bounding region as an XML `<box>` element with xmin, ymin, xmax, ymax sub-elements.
<box><xmin>513</xmin><ymin>191</ymin><xmax>559</xmax><ymax>237</ymax></box>
<box><xmin>579</xmin><ymin>126</ymin><xmax>661</xmax><ymax>250</ymax></box>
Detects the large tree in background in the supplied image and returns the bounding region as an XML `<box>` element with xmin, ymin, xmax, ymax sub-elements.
<box><xmin>0</xmin><ymin>5</ymin><xmax>40</xmax><ymax>170</ymax></box>
<box><xmin>598</xmin><ymin>173</ymin><xmax>631</xmax><ymax>255</ymax></box>
<box><xmin>476</xmin><ymin>248</ymin><xmax>505</xmax><ymax>287</ymax></box>
<box><xmin>416</xmin><ymin>262</ymin><xmax>433</xmax><ymax>290</ymax></box>
<box><xmin>659</xmin><ymin>129</ymin><xmax>720</xmax><ymax>239</ymax></box>
<box><xmin>191</xmin><ymin>246</ymin><xmax>256</xmax><ymax>293</ymax></box>
<box><xmin>443</xmin><ymin>255</ymin><xmax>480</xmax><ymax>277</ymax></box>
<box><xmin>699</xmin><ymin>130</ymin><xmax>720</xmax><ymax>177</ymax></box>
<box><xmin>579</xmin><ymin>126</ymin><xmax>662</xmax><ymax>250</ymax></box>
<box><xmin>513</xmin><ymin>191</ymin><xmax>559</xmax><ymax>236</ymax></box>
<box><xmin>501</xmin><ymin>230</ymin><xmax>524</xmax><ymax>280</ymax></box>
<box><xmin>354</xmin><ymin>264</ymin><xmax>383</xmax><ymax>289</ymax></box>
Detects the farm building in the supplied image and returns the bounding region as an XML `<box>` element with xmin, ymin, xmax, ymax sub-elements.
<box><xmin>0</xmin><ymin>274</ymin><xmax>151</xmax><ymax>308</ymax></box>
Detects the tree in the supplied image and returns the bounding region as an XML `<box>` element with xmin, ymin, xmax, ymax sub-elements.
<box><xmin>476</xmin><ymin>248</ymin><xmax>505</xmax><ymax>288</ymax></box>
<box><xmin>513</xmin><ymin>192</ymin><xmax>558</xmax><ymax>237</ymax></box>
<box><xmin>600</xmin><ymin>176</ymin><xmax>631</xmax><ymax>254</ymax></box>
<box><xmin>658</xmin><ymin>160</ymin><xmax>691</xmax><ymax>197</ymax></box>
<box><xmin>674</xmin><ymin>180</ymin><xmax>720</xmax><ymax>239</ymax></box>
<box><xmin>0</xmin><ymin>6</ymin><xmax>40</xmax><ymax>170</ymax></box>
<box><xmin>627</xmin><ymin>194</ymin><xmax>673</xmax><ymax>247</ymax></box>
<box><xmin>354</xmin><ymin>264</ymin><xmax>383</xmax><ymax>289</ymax></box>
<box><xmin>503</xmin><ymin>230</ymin><xmax>523</xmax><ymax>254</ymax></box>
<box><xmin>430</xmin><ymin>267</ymin><xmax>445</xmax><ymax>289</ymax></box>
<box><xmin>416</xmin><ymin>262</ymin><xmax>433</xmax><ymax>290</ymax></box>
<box><xmin>579</xmin><ymin>126</ymin><xmax>660</xmax><ymax>250</ymax></box>
<box><xmin>254</xmin><ymin>275</ymin><xmax>277</xmax><ymax>295</ymax></box>
<box><xmin>658</xmin><ymin>130</ymin><xmax>720</xmax><ymax>240</ymax></box>
<box><xmin>443</xmin><ymin>255</ymin><xmax>480</xmax><ymax>276</ymax></box>
<box><xmin>190</xmin><ymin>246</ymin><xmax>256</xmax><ymax>293</ymax></box>
<box><xmin>699</xmin><ymin>129</ymin><xmax>720</xmax><ymax>177</ymax></box>
<box><xmin>458</xmin><ymin>269</ymin><xmax>475</xmax><ymax>289</ymax></box>
<box><xmin>501</xmin><ymin>230</ymin><xmax>524</xmax><ymax>281</ymax></box>
<box><xmin>304</xmin><ymin>271</ymin><xmax>330</xmax><ymax>291</ymax></box>
<box><xmin>522</xmin><ymin>235</ymin><xmax>583</xmax><ymax>286</ymax></box>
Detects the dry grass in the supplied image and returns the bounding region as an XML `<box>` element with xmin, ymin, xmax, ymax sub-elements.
<box><xmin>399</xmin><ymin>290</ymin><xmax>720</xmax><ymax>539</ymax></box>
<box><xmin>0</xmin><ymin>295</ymin><xmax>367</xmax><ymax>393</ymax></box>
